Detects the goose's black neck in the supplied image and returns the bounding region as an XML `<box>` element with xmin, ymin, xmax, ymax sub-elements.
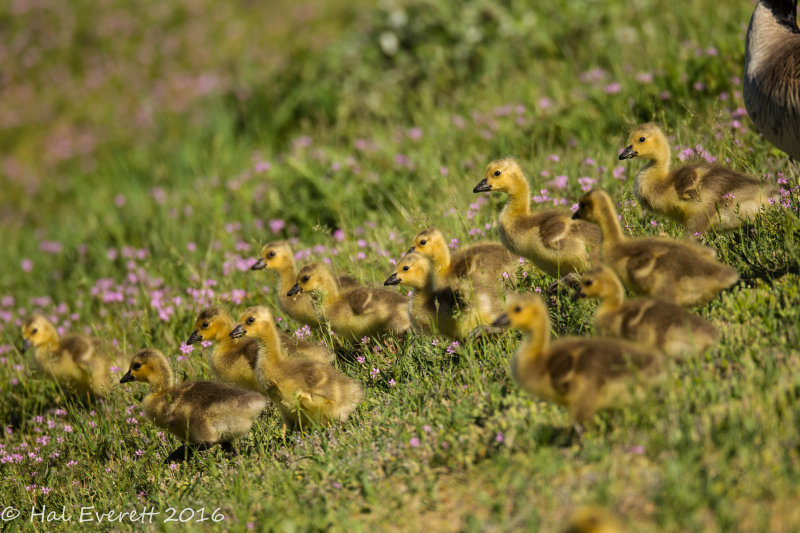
<box><xmin>762</xmin><ymin>0</ymin><xmax>800</xmax><ymax>32</ymax></box>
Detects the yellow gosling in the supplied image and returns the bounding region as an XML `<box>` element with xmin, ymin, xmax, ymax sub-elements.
<box><xmin>407</xmin><ymin>227</ymin><xmax>515</xmax><ymax>288</ymax></box>
<box><xmin>620</xmin><ymin>123</ymin><xmax>781</xmax><ymax>234</ymax></box>
<box><xmin>572</xmin><ymin>189</ymin><xmax>739</xmax><ymax>307</ymax></box>
<box><xmin>21</xmin><ymin>314</ymin><xmax>120</xmax><ymax>399</ymax></box>
<box><xmin>250</xmin><ymin>240</ymin><xmax>360</xmax><ymax>327</ymax></box>
<box><xmin>120</xmin><ymin>348</ymin><xmax>266</xmax><ymax>462</ymax></box>
<box><xmin>493</xmin><ymin>294</ymin><xmax>661</xmax><ymax>424</ymax></box>
<box><xmin>575</xmin><ymin>265</ymin><xmax>719</xmax><ymax>358</ymax></box>
<box><xmin>288</xmin><ymin>263</ymin><xmax>410</xmax><ymax>340</ymax></box>
<box><xmin>474</xmin><ymin>157</ymin><xmax>601</xmax><ymax>277</ymax></box>
<box><xmin>231</xmin><ymin>306</ymin><xmax>363</xmax><ymax>430</ymax></box>
<box><xmin>384</xmin><ymin>251</ymin><xmax>502</xmax><ymax>340</ymax></box>
<box><xmin>186</xmin><ymin>306</ymin><xmax>333</xmax><ymax>391</ymax></box>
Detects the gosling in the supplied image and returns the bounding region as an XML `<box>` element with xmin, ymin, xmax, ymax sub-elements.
<box><xmin>288</xmin><ymin>263</ymin><xmax>410</xmax><ymax>340</ymax></box>
<box><xmin>231</xmin><ymin>306</ymin><xmax>363</xmax><ymax>430</ymax></box>
<box><xmin>573</xmin><ymin>189</ymin><xmax>739</xmax><ymax>307</ymax></box>
<box><xmin>574</xmin><ymin>265</ymin><xmax>719</xmax><ymax>358</ymax></box>
<box><xmin>493</xmin><ymin>294</ymin><xmax>661</xmax><ymax>424</ymax></box>
<box><xmin>407</xmin><ymin>227</ymin><xmax>515</xmax><ymax>289</ymax></box>
<box><xmin>120</xmin><ymin>348</ymin><xmax>266</xmax><ymax>462</ymax></box>
<box><xmin>251</xmin><ymin>241</ymin><xmax>360</xmax><ymax>328</ymax></box>
<box><xmin>186</xmin><ymin>306</ymin><xmax>333</xmax><ymax>391</ymax></box>
<box><xmin>21</xmin><ymin>314</ymin><xmax>120</xmax><ymax>399</ymax></box>
<box><xmin>474</xmin><ymin>157</ymin><xmax>601</xmax><ymax>278</ymax></box>
<box><xmin>620</xmin><ymin>123</ymin><xmax>780</xmax><ymax>234</ymax></box>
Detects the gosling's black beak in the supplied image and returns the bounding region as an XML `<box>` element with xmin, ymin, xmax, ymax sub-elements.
<box><xmin>21</xmin><ymin>338</ymin><xmax>32</xmax><ymax>353</ymax></box>
<box><xmin>186</xmin><ymin>330</ymin><xmax>202</xmax><ymax>345</ymax></box>
<box><xmin>406</xmin><ymin>246</ymin><xmax>416</xmax><ymax>254</ymax></box>
<box><xmin>287</xmin><ymin>284</ymin><xmax>302</xmax><ymax>297</ymax></box>
<box><xmin>619</xmin><ymin>145</ymin><xmax>637</xmax><ymax>160</ymax></box>
<box><xmin>492</xmin><ymin>313</ymin><xmax>510</xmax><ymax>328</ymax></box>
<box><xmin>384</xmin><ymin>273</ymin><xmax>401</xmax><ymax>286</ymax></box>
<box><xmin>120</xmin><ymin>370</ymin><xmax>134</xmax><ymax>384</ymax></box>
<box><xmin>251</xmin><ymin>258</ymin><xmax>266</xmax><ymax>270</ymax></box>
<box><xmin>473</xmin><ymin>178</ymin><xmax>492</xmax><ymax>193</ymax></box>
<box><xmin>229</xmin><ymin>324</ymin><xmax>246</xmax><ymax>339</ymax></box>
<box><xmin>571</xmin><ymin>289</ymin><xmax>585</xmax><ymax>302</ymax></box>
<box><xmin>571</xmin><ymin>210</ymin><xmax>582</xmax><ymax>220</ymax></box>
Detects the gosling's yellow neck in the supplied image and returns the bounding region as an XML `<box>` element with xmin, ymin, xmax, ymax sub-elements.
<box><xmin>595</xmin><ymin>279</ymin><xmax>625</xmax><ymax>317</ymax></box>
<box><xmin>519</xmin><ymin>317</ymin><xmax>550</xmax><ymax>362</ymax></box>
<box><xmin>274</xmin><ymin>263</ymin><xmax>299</xmax><ymax>296</ymax></box>
<box><xmin>500</xmin><ymin>173</ymin><xmax>532</xmax><ymax>218</ymax></box>
<box><xmin>593</xmin><ymin>199</ymin><xmax>626</xmax><ymax>246</ymax></box>
<box><xmin>430</xmin><ymin>245</ymin><xmax>452</xmax><ymax>272</ymax></box>
<box><xmin>147</xmin><ymin>360</ymin><xmax>174</xmax><ymax>395</ymax></box>
<box><xmin>255</xmin><ymin>322</ymin><xmax>287</xmax><ymax>363</ymax></box>
<box><xmin>209</xmin><ymin>314</ymin><xmax>238</xmax><ymax>349</ymax></box>
<box><xmin>638</xmin><ymin>143</ymin><xmax>672</xmax><ymax>183</ymax></box>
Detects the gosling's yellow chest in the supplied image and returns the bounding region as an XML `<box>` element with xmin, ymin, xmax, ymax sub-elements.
<box><xmin>210</xmin><ymin>346</ymin><xmax>259</xmax><ymax>391</ymax></box>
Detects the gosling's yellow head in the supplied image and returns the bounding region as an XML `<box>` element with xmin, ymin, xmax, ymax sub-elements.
<box><xmin>407</xmin><ymin>228</ymin><xmax>447</xmax><ymax>257</ymax></box>
<box><xmin>187</xmin><ymin>306</ymin><xmax>230</xmax><ymax>345</ymax></box>
<box><xmin>120</xmin><ymin>348</ymin><xmax>169</xmax><ymax>385</ymax></box>
<box><xmin>492</xmin><ymin>293</ymin><xmax>548</xmax><ymax>332</ymax></box>
<box><xmin>287</xmin><ymin>263</ymin><xmax>335</xmax><ymax>299</ymax></box>
<box><xmin>230</xmin><ymin>306</ymin><xmax>276</xmax><ymax>339</ymax></box>
<box><xmin>251</xmin><ymin>241</ymin><xmax>294</xmax><ymax>272</ymax></box>
<box><xmin>571</xmin><ymin>189</ymin><xmax>612</xmax><ymax>224</ymax></box>
<box><xmin>474</xmin><ymin>157</ymin><xmax>524</xmax><ymax>194</ymax></box>
<box><xmin>573</xmin><ymin>265</ymin><xmax>620</xmax><ymax>301</ymax></box>
<box><xmin>619</xmin><ymin>123</ymin><xmax>668</xmax><ymax>162</ymax></box>
<box><xmin>384</xmin><ymin>252</ymin><xmax>432</xmax><ymax>289</ymax></box>
<box><xmin>562</xmin><ymin>506</ymin><xmax>624</xmax><ymax>533</ymax></box>
<box><xmin>21</xmin><ymin>313</ymin><xmax>58</xmax><ymax>353</ymax></box>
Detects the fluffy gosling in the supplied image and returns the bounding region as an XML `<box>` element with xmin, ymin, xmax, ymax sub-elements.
<box><xmin>493</xmin><ymin>294</ymin><xmax>661</xmax><ymax>424</ymax></box>
<box><xmin>231</xmin><ymin>306</ymin><xmax>363</xmax><ymax>430</ymax></box>
<box><xmin>120</xmin><ymin>348</ymin><xmax>266</xmax><ymax>462</ymax></box>
<box><xmin>474</xmin><ymin>158</ymin><xmax>601</xmax><ymax>278</ymax></box>
<box><xmin>407</xmin><ymin>227</ymin><xmax>515</xmax><ymax>289</ymax></box>
<box><xmin>572</xmin><ymin>190</ymin><xmax>739</xmax><ymax>307</ymax></box>
<box><xmin>21</xmin><ymin>314</ymin><xmax>120</xmax><ymax>399</ymax></box>
<box><xmin>186</xmin><ymin>306</ymin><xmax>333</xmax><ymax>391</ymax></box>
<box><xmin>288</xmin><ymin>262</ymin><xmax>410</xmax><ymax>340</ymax></box>
<box><xmin>251</xmin><ymin>241</ymin><xmax>360</xmax><ymax>328</ymax></box>
<box><xmin>574</xmin><ymin>265</ymin><xmax>719</xmax><ymax>358</ymax></box>
<box><xmin>620</xmin><ymin>123</ymin><xmax>780</xmax><ymax>234</ymax></box>
<box><xmin>384</xmin><ymin>251</ymin><xmax>503</xmax><ymax>340</ymax></box>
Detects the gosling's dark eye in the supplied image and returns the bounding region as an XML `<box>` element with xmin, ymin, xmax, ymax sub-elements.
<box><xmin>419</xmin><ymin>240</ymin><xmax>426</xmax><ymax>246</ymax></box>
<box><xmin>267</xmin><ymin>251</ymin><xmax>275</xmax><ymax>258</ymax></box>
<box><xmin>494</xmin><ymin>170</ymin><xmax>501</xmax><ymax>176</ymax></box>
<box><xmin>301</xmin><ymin>275</ymin><xmax>310</xmax><ymax>283</ymax></box>
<box><xmin>246</xmin><ymin>317</ymin><xmax>255</xmax><ymax>324</ymax></box>
<box><xmin>513</xmin><ymin>306</ymin><xmax>522</xmax><ymax>313</ymax></box>
<box><xmin>584</xmin><ymin>280</ymin><xmax>593</xmax><ymax>287</ymax></box>
<box><xmin>402</xmin><ymin>266</ymin><xmax>409</xmax><ymax>271</ymax></box>
<box><xmin>132</xmin><ymin>363</ymin><xmax>142</xmax><ymax>370</ymax></box>
<box><xmin>201</xmin><ymin>322</ymin><xmax>209</xmax><ymax>329</ymax></box>
<box><xmin>31</xmin><ymin>328</ymin><xmax>38</xmax><ymax>334</ymax></box>
<box><xmin>638</xmin><ymin>136</ymin><xmax>646</xmax><ymax>143</ymax></box>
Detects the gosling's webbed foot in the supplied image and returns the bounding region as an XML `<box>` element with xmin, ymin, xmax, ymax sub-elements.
<box><xmin>220</xmin><ymin>441</ymin><xmax>238</xmax><ymax>456</ymax></box>
<box><xmin>165</xmin><ymin>444</ymin><xmax>194</xmax><ymax>464</ymax></box>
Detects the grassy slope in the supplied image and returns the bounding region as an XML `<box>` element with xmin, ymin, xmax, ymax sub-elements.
<box><xmin>1</xmin><ymin>0</ymin><xmax>799</xmax><ymax>531</ymax></box>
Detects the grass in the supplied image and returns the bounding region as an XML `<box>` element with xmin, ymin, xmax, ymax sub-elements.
<box><xmin>1</xmin><ymin>0</ymin><xmax>799</xmax><ymax>531</ymax></box>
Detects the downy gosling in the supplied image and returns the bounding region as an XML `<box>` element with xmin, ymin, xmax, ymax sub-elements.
<box><xmin>231</xmin><ymin>306</ymin><xmax>363</xmax><ymax>430</ymax></box>
<box><xmin>407</xmin><ymin>227</ymin><xmax>515</xmax><ymax>289</ymax></box>
<box><xmin>572</xmin><ymin>190</ymin><xmax>739</xmax><ymax>307</ymax></box>
<box><xmin>574</xmin><ymin>265</ymin><xmax>719</xmax><ymax>358</ymax></box>
<box><xmin>120</xmin><ymin>348</ymin><xmax>266</xmax><ymax>462</ymax></box>
<box><xmin>493</xmin><ymin>294</ymin><xmax>661</xmax><ymax>424</ymax></box>
<box><xmin>288</xmin><ymin>263</ymin><xmax>411</xmax><ymax>340</ymax></box>
<box><xmin>475</xmin><ymin>157</ymin><xmax>601</xmax><ymax>278</ymax></box>
<box><xmin>620</xmin><ymin>123</ymin><xmax>780</xmax><ymax>234</ymax></box>
<box><xmin>186</xmin><ymin>306</ymin><xmax>333</xmax><ymax>391</ymax></box>
<box><xmin>384</xmin><ymin>251</ymin><xmax>503</xmax><ymax>340</ymax></box>
<box><xmin>251</xmin><ymin>241</ymin><xmax>360</xmax><ymax>328</ymax></box>
<box><xmin>21</xmin><ymin>314</ymin><xmax>120</xmax><ymax>399</ymax></box>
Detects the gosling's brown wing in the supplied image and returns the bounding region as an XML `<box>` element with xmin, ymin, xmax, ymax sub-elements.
<box><xmin>450</xmin><ymin>243</ymin><xmax>513</xmax><ymax>278</ymax></box>
<box><xmin>174</xmin><ymin>380</ymin><xmax>263</xmax><ymax>412</ymax></box>
<box><xmin>537</xmin><ymin>212</ymin><xmax>572</xmax><ymax>250</ymax></box>
<box><xmin>570</xmin><ymin>219</ymin><xmax>602</xmax><ymax>248</ymax></box>
<box><xmin>346</xmin><ymin>287</ymin><xmax>405</xmax><ymax>315</ymax></box>
<box><xmin>671</xmin><ymin>165</ymin><xmax>703</xmax><ymax>200</ymax></box>
<box><xmin>59</xmin><ymin>335</ymin><xmax>95</xmax><ymax>372</ymax></box>
<box><xmin>335</xmin><ymin>275</ymin><xmax>361</xmax><ymax>289</ymax></box>
<box><xmin>545</xmin><ymin>349</ymin><xmax>577</xmax><ymax>396</ymax></box>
